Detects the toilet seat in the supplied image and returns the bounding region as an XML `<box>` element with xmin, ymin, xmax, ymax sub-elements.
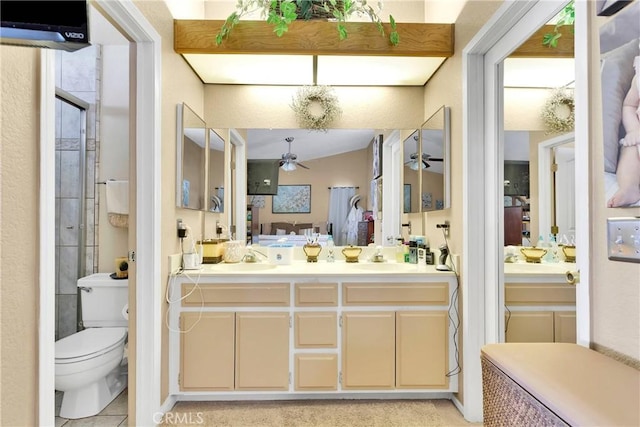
<box><xmin>56</xmin><ymin>327</ymin><xmax>127</xmax><ymax>364</ymax></box>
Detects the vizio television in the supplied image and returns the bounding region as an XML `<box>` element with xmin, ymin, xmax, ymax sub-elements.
<box><xmin>0</xmin><ymin>1</ymin><xmax>90</xmax><ymax>52</ymax></box>
<box><xmin>247</xmin><ymin>159</ymin><xmax>280</xmax><ymax>196</ymax></box>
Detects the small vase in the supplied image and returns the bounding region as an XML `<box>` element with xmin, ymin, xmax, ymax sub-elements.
<box><xmin>303</xmin><ymin>244</ymin><xmax>322</xmax><ymax>262</ymax></box>
<box><xmin>341</xmin><ymin>245</ymin><xmax>362</xmax><ymax>263</ymax></box>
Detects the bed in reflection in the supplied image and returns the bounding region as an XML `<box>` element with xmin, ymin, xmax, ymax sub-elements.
<box><xmin>257</xmin><ymin>222</ymin><xmax>330</xmax><ymax>247</ymax></box>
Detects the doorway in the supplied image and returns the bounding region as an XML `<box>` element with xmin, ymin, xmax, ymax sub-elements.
<box><xmin>40</xmin><ymin>1</ymin><xmax>162</xmax><ymax>425</ymax></box>
<box><xmin>462</xmin><ymin>0</ymin><xmax>590</xmax><ymax>422</ymax></box>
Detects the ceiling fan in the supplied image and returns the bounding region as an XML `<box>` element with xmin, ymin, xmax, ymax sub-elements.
<box><xmin>405</xmin><ymin>153</ymin><xmax>443</xmax><ymax>170</ymax></box>
<box><xmin>404</xmin><ymin>134</ymin><xmax>442</xmax><ymax>170</ymax></box>
<box><xmin>280</xmin><ymin>137</ymin><xmax>309</xmax><ymax>171</ymax></box>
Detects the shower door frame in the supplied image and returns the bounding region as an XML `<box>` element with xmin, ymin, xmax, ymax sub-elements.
<box><xmin>55</xmin><ymin>88</ymin><xmax>89</xmax><ymax>313</ymax></box>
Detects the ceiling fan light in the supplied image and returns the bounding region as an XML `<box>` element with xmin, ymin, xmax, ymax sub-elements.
<box><xmin>281</xmin><ymin>161</ymin><xmax>296</xmax><ymax>171</ymax></box>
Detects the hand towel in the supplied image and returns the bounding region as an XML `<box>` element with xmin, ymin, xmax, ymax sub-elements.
<box><xmin>106</xmin><ymin>180</ymin><xmax>129</xmax><ymax>215</ymax></box>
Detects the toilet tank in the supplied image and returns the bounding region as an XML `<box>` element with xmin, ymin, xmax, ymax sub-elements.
<box><xmin>78</xmin><ymin>273</ymin><xmax>128</xmax><ymax>327</ymax></box>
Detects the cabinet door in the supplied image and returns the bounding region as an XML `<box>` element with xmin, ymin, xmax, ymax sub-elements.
<box><xmin>505</xmin><ymin>311</ymin><xmax>554</xmax><ymax>343</ymax></box>
<box><xmin>396</xmin><ymin>311</ymin><xmax>448</xmax><ymax>389</ymax></box>
<box><xmin>295</xmin><ymin>312</ymin><xmax>337</xmax><ymax>348</ymax></box>
<box><xmin>341</xmin><ymin>312</ymin><xmax>395</xmax><ymax>389</ymax></box>
<box><xmin>180</xmin><ymin>312</ymin><xmax>235</xmax><ymax>391</ymax></box>
<box><xmin>235</xmin><ymin>312</ymin><xmax>289</xmax><ymax>390</ymax></box>
<box><xmin>554</xmin><ymin>311</ymin><xmax>576</xmax><ymax>343</ymax></box>
<box><xmin>295</xmin><ymin>354</ymin><xmax>338</xmax><ymax>391</ymax></box>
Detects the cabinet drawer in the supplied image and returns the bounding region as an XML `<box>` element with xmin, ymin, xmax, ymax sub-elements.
<box><xmin>182</xmin><ymin>283</ymin><xmax>290</xmax><ymax>306</ymax></box>
<box><xmin>505</xmin><ymin>283</ymin><xmax>576</xmax><ymax>305</ymax></box>
<box><xmin>295</xmin><ymin>354</ymin><xmax>338</xmax><ymax>391</ymax></box>
<box><xmin>343</xmin><ymin>283</ymin><xmax>448</xmax><ymax>306</ymax></box>
<box><xmin>295</xmin><ymin>283</ymin><xmax>338</xmax><ymax>306</ymax></box>
<box><xmin>295</xmin><ymin>312</ymin><xmax>337</xmax><ymax>348</ymax></box>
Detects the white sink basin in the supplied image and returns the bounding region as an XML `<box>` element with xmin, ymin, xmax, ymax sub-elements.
<box><xmin>353</xmin><ymin>262</ymin><xmax>421</xmax><ymax>272</ymax></box>
<box><xmin>204</xmin><ymin>263</ymin><xmax>278</xmax><ymax>272</ymax></box>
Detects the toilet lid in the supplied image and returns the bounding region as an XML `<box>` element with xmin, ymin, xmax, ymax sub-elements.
<box><xmin>56</xmin><ymin>327</ymin><xmax>127</xmax><ymax>360</ymax></box>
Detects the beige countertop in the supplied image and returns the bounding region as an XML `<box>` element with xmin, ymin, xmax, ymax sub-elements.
<box><xmin>504</xmin><ymin>261</ymin><xmax>576</xmax><ymax>279</ymax></box>
<box><xmin>179</xmin><ymin>260</ymin><xmax>456</xmax><ymax>277</ymax></box>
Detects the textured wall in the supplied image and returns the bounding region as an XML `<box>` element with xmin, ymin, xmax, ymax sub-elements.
<box><xmin>1</xmin><ymin>45</ymin><xmax>39</xmax><ymax>426</ymax></box>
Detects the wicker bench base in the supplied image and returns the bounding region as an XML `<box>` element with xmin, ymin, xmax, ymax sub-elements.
<box><xmin>481</xmin><ymin>356</ymin><xmax>568</xmax><ymax>427</ymax></box>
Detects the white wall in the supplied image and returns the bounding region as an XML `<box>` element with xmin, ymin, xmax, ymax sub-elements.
<box><xmin>97</xmin><ymin>45</ymin><xmax>130</xmax><ymax>272</ymax></box>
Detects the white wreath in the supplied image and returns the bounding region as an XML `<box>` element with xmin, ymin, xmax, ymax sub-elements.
<box><xmin>291</xmin><ymin>86</ymin><xmax>342</xmax><ymax>131</ymax></box>
<box><xmin>541</xmin><ymin>89</ymin><xmax>575</xmax><ymax>133</ymax></box>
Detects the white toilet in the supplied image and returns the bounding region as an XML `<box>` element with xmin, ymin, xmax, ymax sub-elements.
<box><xmin>55</xmin><ymin>273</ymin><xmax>128</xmax><ymax>419</ymax></box>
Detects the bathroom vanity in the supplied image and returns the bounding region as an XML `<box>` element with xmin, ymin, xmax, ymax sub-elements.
<box><xmin>504</xmin><ymin>262</ymin><xmax>577</xmax><ymax>343</ymax></box>
<box><xmin>167</xmin><ymin>261</ymin><xmax>459</xmax><ymax>400</ymax></box>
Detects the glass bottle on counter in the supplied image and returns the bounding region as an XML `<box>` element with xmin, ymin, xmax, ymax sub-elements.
<box><xmin>326</xmin><ymin>235</ymin><xmax>335</xmax><ymax>263</ymax></box>
<box><xmin>395</xmin><ymin>238</ymin><xmax>405</xmax><ymax>263</ymax></box>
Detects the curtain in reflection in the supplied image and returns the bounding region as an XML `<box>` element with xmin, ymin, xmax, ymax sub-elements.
<box><xmin>328</xmin><ymin>187</ymin><xmax>355</xmax><ymax>246</ymax></box>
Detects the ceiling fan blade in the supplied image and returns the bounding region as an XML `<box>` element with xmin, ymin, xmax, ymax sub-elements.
<box><xmin>297</xmin><ymin>162</ymin><xmax>310</xmax><ymax>169</ymax></box>
<box><xmin>428</xmin><ymin>157</ymin><xmax>443</xmax><ymax>162</ymax></box>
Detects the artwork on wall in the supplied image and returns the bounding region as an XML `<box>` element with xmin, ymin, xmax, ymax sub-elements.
<box><xmin>403</xmin><ymin>184</ymin><xmax>411</xmax><ymax>213</ymax></box>
<box><xmin>599</xmin><ymin>1</ymin><xmax>640</xmax><ymax>208</ymax></box>
<box><xmin>272</xmin><ymin>185</ymin><xmax>311</xmax><ymax>213</ymax></box>
<box><xmin>249</xmin><ymin>195</ymin><xmax>266</xmax><ymax>208</ymax></box>
<box><xmin>372</xmin><ymin>134</ymin><xmax>383</xmax><ymax>179</ymax></box>
<box><xmin>182</xmin><ymin>179</ymin><xmax>190</xmax><ymax>207</ymax></box>
<box><xmin>422</xmin><ymin>192</ymin><xmax>432</xmax><ymax>209</ymax></box>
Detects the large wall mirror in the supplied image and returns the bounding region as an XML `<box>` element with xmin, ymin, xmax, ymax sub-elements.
<box><xmin>208</xmin><ymin>128</ymin><xmax>225</xmax><ymax>212</ymax></box>
<box><xmin>421</xmin><ymin>105</ymin><xmax>451</xmax><ymax>212</ymax></box>
<box><xmin>176</xmin><ymin>103</ymin><xmax>207</xmax><ymax>210</ymax></box>
<box><xmin>237</xmin><ymin>128</ymin><xmax>414</xmax><ymax>246</ymax></box>
<box><xmin>402</xmin><ymin>130</ymin><xmax>421</xmax><ymax>214</ymax></box>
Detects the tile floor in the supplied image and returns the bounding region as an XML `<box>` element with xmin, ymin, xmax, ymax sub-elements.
<box><xmin>55</xmin><ymin>388</ymin><xmax>128</xmax><ymax>427</ymax></box>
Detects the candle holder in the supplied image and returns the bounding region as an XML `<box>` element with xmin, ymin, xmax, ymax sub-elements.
<box><xmin>303</xmin><ymin>243</ymin><xmax>322</xmax><ymax>262</ymax></box>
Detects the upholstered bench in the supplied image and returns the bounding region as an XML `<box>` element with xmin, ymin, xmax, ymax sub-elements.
<box><xmin>481</xmin><ymin>343</ymin><xmax>640</xmax><ymax>426</ymax></box>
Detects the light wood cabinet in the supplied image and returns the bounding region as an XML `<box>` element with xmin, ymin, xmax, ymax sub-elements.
<box><xmin>505</xmin><ymin>311</ymin><xmax>555</xmax><ymax>343</ymax></box>
<box><xmin>172</xmin><ymin>277</ymin><xmax>457</xmax><ymax>397</ymax></box>
<box><xmin>180</xmin><ymin>311</ymin><xmax>289</xmax><ymax>391</ymax></box>
<box><xmin>295</xmin><ymin>354</ymin><xmax>338</xmax><ymax>391</ymax></box>
<box><xmin>341</xmin><ymin>311</ymin><xmax>450</xmax><ymax>390</ymax></box>
<box><xmin>396</xmin><ymin>311</ymin><xmax>449</xmax><ymax>389</ymax></box>
<box><xmin>235</xmin><ymin>312</ymin><xmax>290</xmax><ymax>390</ymax></box>
<box><xmin>341</xmin><ymin>312</ymin><xmax>395</xmax><ymax>389</ymax></box>
<box><xmin>505</xmin><ymin>281</ymin><xmax>576</xmax><ymax>344</ymax></box>
<box><xmin>554</xmin><ymin>311</ymin><xmax>577</xmax><ymax>343</ymax></box>
<box><xmin>180</xmin><ymin>312</ymin><xmax>235</xmax><ymax>391</ymax></box>
<box><xmin>295</xmin><ymin>312</ymin><xmax>337</xmax><ymax>348</ymax></box>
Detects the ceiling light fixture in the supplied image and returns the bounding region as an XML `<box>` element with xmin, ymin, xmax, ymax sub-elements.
<box><xmin>281</xmin><ymin>161</ymin><xmax>297</xmax><ymax>171</ymax></box>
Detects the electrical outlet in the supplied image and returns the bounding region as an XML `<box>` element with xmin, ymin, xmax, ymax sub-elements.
<box><xmin>177</xmin><ymin>219</ymin><xmax>187</xmax><ymax>238</ymax></box>
<box><xmin>436</xmin><ymin>221</ymin><xmax>450</xmax><ymax>237</ymax></box>
<box><xmin>607</xmin><ymin>217</ymin><xmax>640</xmax><ymax>263</ymax></box>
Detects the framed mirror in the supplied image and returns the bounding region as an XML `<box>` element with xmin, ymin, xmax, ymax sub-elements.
<box><xmin>176</xmin><ymin>103</ymin><xmax>207</xmax><ymax>210</ymax></box>
<box><xmin>420</xmin><ymin>105</ymin><xmax>451</xmax><ymax>212</ymax></box>
<box><xmin>208</xmin><ymin>128</ymin><xmax>225</xmax><ymax>212</ymax></box>
<box><xmin>402</xmin><ymin>130</ymin><xmax>421</xmax><ymax>213</ymax></box>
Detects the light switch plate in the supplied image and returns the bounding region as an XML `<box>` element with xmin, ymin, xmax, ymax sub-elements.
<box><xmin>607</xmin><ymin>217</ymin><xmax>640</xmax><ymax>263</ymax></box>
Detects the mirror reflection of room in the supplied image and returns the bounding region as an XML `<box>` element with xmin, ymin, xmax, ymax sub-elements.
<box><xmin>208</xmin><ymin>129</ymin><xmax>225</xmax><ymax>212</ymax></box>
<box><xmin>244</xmin><ymin>129</ymin><xmax>379</xmax><ymax>246</ymax></box>
<box><xmin>176</xmin><ymin>103</ymin><xmax>206</xmax><ymax>211</ymax></box>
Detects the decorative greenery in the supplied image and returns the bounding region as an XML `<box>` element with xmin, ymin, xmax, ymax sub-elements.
<box><xmin>291</xmin><ymin>85</ymin><xmax>342</xmax><ymax>131</ymax></box>
<box><xmin>541</xmin><ymin>89</ymin><xmax>575</xmax><ymax>133</ymax></box>
<box><xmin>216</xmin><ymin>0</ymin><xmax>399</xmax><ymax>46</ymax></box>
<box><xmin>543</xmin><ymin>0</ymin><xmax>574</xmax><ymax>48</ymax></box>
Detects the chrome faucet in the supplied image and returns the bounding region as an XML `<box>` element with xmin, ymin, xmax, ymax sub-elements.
<box><xmin>243</xmin><ymin>245</ymin><xmax>267</xmax><ymax>263</ymax></box>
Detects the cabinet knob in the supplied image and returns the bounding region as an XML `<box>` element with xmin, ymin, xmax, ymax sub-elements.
<box><xmin>565</xmin><ymin>270</ymin><xmax>579</xmax><ymax>285</ymax></box>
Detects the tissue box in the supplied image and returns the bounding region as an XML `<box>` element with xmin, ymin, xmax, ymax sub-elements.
<box><xmin>268</xmin><ymin>244</ymin><xmax>294</xmax><ymax>265</ymax></box>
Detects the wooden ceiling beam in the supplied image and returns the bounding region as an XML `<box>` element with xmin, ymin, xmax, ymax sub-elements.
<box><xmin>174</xmin><ymin>20</ymin><xmax>454</xmax><ymax>57</ymax></box>
<box><xmin>510</xmin><ymin>25</ymin><xmax>574</xmax><ymax>58</ymax></box>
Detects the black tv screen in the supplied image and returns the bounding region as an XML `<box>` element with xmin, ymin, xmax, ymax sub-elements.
<box><xmin>247</xmin><ymin>159</ymin><xmax>280</xmax><ymax>195</ymax></box>
<box><xmin>0</xmin><ymin>1</ymin><xmax>90</xmax><ymax>52</ymax></box>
